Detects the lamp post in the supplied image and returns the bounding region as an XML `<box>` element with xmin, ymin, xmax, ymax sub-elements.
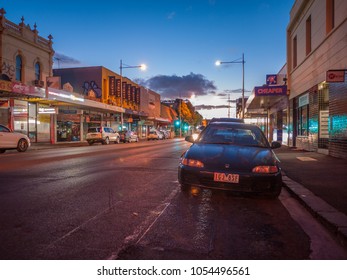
<box><xmin>215</xmin><ymin>53</ymin><xmax>245</xmax><ymax>119</ymax></box>
<box><xmin>119</xmin><ymin>59</ymin><xmax>147</xmax><ymax>129</ymax></box>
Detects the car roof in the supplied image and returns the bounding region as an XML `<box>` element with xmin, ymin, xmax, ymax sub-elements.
<box><xmin>209</xmin><ymin>117</ymin><xmax>244</xmax><ymax>123</ymax></box>
<box><xmin>207</xmin><ymin>121</ymin><xmax>260</xmax><ymax>130</ymax></box>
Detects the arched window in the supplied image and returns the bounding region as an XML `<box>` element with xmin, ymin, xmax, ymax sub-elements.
<box><xmin>35</xmin><ymin>62</ymin><xmax>41</xmax><ymax>80</ymax></box>
<box><xmin>15</xmin><ymin>55</ymin><xmax>22</xmax><ymax>81</ymax></box>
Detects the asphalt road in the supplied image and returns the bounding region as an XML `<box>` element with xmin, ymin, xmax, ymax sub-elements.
<box><xmin>0</xmin><ymin>139</ymin><xmax>346</xmax><ymax>259</ymax></box>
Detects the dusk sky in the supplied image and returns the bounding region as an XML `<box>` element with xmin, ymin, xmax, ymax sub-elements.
<box><xmin>4</xmin><ymin>0</ymin><xmax>294</xmax><ymax>118</ymax></box>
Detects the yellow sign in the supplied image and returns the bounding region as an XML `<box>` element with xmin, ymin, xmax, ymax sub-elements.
<box><xmin>0</xmin><ymin>80</ymin><xmax>12</xmax><ymax>92</ymax></box>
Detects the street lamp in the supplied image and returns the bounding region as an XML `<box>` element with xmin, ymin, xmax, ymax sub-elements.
<box><xmin>215</xmin><ymin>53</ymin><xmax>245</xmax><ymax>119</ymax></box>
<box><xmin>119</xmin><ymin>59</ymin><xmax>147</xmax><ymax>129</ymax></box>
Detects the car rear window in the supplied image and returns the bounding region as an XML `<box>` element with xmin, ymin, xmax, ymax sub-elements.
<box><xmin>199</xmin><ymin>124</ymin><xmax>269</xmax><ymax>147</ymax></box>
<box><xmin>88</xmin><ymin>128</ymin><xmax>101</xmax><ymax>133</ymax></box>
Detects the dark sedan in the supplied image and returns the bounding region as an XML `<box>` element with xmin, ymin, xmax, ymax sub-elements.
<box><xmin>178</xmin><ymin>121</ymin><xmax>283</xmax><ymax>198</ymax></box>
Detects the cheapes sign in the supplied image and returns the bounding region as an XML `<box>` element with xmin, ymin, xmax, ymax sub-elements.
<box><xmin>254</xmin><ymin>85</ymin><xmax>287</xmax><ymax>96</ymax></box>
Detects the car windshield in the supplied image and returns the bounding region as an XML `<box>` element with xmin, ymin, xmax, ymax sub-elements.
<box><xmin>198</xmin><ymin>124</ymin><xmax>269</xmax><ymax>148</ymax></box>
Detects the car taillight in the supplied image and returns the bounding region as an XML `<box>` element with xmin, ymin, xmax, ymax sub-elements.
<box><xmin>181</xmin><ymin>158</ymin><xmax>204</xmax><ymax>168</ymax></box>
<box><xmin>252</xmin><ymin>166</ymin><xmax>279</xmax><ymax>174</ymax></box>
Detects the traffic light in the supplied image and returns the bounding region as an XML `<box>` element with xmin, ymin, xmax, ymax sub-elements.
<box><xmin>174</xmin><ymin>120</ymin><xmax>180</xmax><ymax>127</ymax></box>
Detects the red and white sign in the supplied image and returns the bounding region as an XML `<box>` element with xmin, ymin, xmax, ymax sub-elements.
<box><xmin>326</xmin><ymin>70</ymin><xmax>345</xmax><ymax>82</ymax></box>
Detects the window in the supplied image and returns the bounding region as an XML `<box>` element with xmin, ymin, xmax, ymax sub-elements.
<box><xmin>293</xmin><ymin>36</ymin><xmax>297</xmax><ymax>68</ymax></box>
<box><xmin>326</xmin><ymin>0</ymin><xmax>334</xmax><ymax>34</ymax></box>
<box><xmin>297</xmin><ymin>106</ymin><xmax>309</xmax><ymax>136</ymax></box>
<box><xmin>15</xmin><ymin>55</ymin><xmax>23</xmax><ymax>81</ymax></box>
<box><xmin>306</xmin><ymin>16</ymin><xmax>312</xmax><ymax>55</ymax></box>
<box><xmin>35</xmin><ymin>62</ymin><xmax>41</xmax><ymax>80</ymax></box>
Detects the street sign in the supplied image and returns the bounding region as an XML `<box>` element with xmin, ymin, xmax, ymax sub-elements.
<box><xmin>326</xmin><ymin>70</ymin><xmax>345</xmax><ymax>82</ymax></box>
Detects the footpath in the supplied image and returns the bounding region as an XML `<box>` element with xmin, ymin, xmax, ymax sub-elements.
<box><xmin>275</xmin><ymin>146</ymin><xmax>347</xmax><ymax>248</ymax></box>
<box><xmin>29</xmin><ymin>142</ymin><xmax>347</xmax><ymax>247</ymax></box>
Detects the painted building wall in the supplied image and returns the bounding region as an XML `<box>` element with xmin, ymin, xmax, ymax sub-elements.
<box><xmin>1</xmin><ymin>11</ymin><xmax>53</xmax><ymax>84</ymax></box>
<box><xmin>287</xmin><ymin>0</ymin><xmax>347</xmax><ymax>158</ymax></box>
<box><xmin>287</xmin><ymin>0</ymin><xmax>346</xmax><ymax>97</ymax></box>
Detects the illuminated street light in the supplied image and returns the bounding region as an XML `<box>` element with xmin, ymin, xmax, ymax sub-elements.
<box><xmin>119</xmin><ymin>59</ymin><xmax>147</xmax><ymax>129</ymax></box>
<box><xmin>215</xmin><ymin>53</ymin><xmax>245</xmax><ymax>119</ymax></box>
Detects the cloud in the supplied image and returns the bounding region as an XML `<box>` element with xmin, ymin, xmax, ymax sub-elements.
<box><xmin>225</xmin><ymin>88</ymin><xmax>251</xmax><ymax>94</ymax></box>
<box><xmin>195</xmin><ymin>104</ymin><xmax>231</xmax><ymax>110</ymax></box>
<box><xmin>141</xmin><ymin>72</ymin><xmax>217</xmax><ymax>99</ymax></box>
<box><xmin>167</xmin><ymin>11</ymin><xmax>176</xmax><ymax>20</ymax></box>
<box><xmin>53</xmin><ymin>53</ymin><xmax>81</xmax><ymax>68</ymax></box>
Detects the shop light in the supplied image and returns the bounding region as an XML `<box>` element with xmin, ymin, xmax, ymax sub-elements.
<box><xmin>38</xmin><ymin>107</ymin><xmax>57</xmax><ymax>114</ymax></box>
<box><xmin>49</xmin><ymin>90</ymin><xmax>84</xmax><ymax>102</ymax></box>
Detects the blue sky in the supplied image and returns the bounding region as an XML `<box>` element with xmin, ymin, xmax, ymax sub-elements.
<box><xmin>4</xmin><ymin>0</ymin><xmax>294</xmax><ymax>118</ymax></box>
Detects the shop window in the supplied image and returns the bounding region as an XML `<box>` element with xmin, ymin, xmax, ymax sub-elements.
<box><xmin>16</xmin><ymin>55</ymin><xmax>23</xmax><ymax>81</ymax></box>
<box><xmin>13</xmin><ymin>100</ymin><xmax>28</xmax><ymax>135</ymax></box>
<box><xmin>297</xmin><ymin>105</ymin><xmax>309</xmax><ymax>136</ymax></box>
<box><xmin>35</xmin><ymin>62</ymin><xmax>41</xmax><ymax>80</ymax></box>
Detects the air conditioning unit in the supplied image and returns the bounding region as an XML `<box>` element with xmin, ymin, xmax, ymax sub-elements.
<box><xmin>34</xmin><ymin>80</ymin><xmax>44</xmax><ymax>87</ymax></box>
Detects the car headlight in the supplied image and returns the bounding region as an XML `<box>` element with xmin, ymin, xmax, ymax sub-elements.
<box><xmin>181</xmin><ymin>158</ymin><xmax>204</xmax><ymax>168</ymax></box>
<box><xmin>252</xmin><ymin>166</ymin><xmax>279</xmax><ymax>174</ymax></box>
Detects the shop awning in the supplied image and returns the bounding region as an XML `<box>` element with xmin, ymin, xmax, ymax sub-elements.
<box><xmin>147</xmin><ymin>116</ymin><xmax>171</xmax><ymax>123</ymax></box>
<box><xmin>246</xmin><ymin>85</ymin><xmax>288</xmax><ymax>115</ymax></box>
<box><xmin>47</xmin><ymin>88</ymin><xmax>125</xmax><ymax>113</ymax></box>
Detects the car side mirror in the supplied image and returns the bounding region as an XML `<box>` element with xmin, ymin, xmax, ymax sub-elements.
<box><xmin>185</xmin><ymin>135</ymin><xmax>195</xmax><ymax>143</ymax></box>
<box><xmin>271</xmin><ymin>141</ymin><xmax>281</xmax><ymax>149</ymax></box>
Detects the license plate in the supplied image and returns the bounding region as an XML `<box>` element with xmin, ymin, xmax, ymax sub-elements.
<box><xmin>214</xmin><ymin>172</ymin><xmax>239</xmax><ymax>183</ymax></box>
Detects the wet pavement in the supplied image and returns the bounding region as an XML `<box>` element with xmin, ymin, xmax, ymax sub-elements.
<box><xmin>24</xmin><ymin>141</ymin><xmax>347</xmax><ymax>249</ymax></box>
<box><xmin>275</xmin><ymin>146</ymin><xmax>347</xmax><ymax>247</ymax></box>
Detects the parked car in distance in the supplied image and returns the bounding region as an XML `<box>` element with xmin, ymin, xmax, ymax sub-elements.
<box><xmin>210</xmin><ymin>117</ymin><xmax>245</xmax><ymax>123</ymax></box>
<box><xmin>147</xmin><ymin>130</ymin><xmax>163</xmax><ymax>140</ymax></box>
<box><xmin>178</xmin><ymin>121</ymin><xmax>283</xmax><ymax>198</ymax></box>
<box><xmin>160</xmin><ymin>130</ymin><xmax>171</xmax><ymax>139</ymax></box>
<box><xmin>118</xmin><ymin>130</ymin><xmax>139</xmax><ymax>143</ymax></box>
<box><xmin>86</xmin><ymin>127</ymin><xmax>120</xmax><ymax>145</ymax></box>
<box><xmin>0</xmin><ymin>124</ymin><xmax>31</xmax><ymax>153</ymax></box>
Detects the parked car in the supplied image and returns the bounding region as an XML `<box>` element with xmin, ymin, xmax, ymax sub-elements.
<box><xmin>147</xmin><ymin>130</ymin><xmax>163</xmax><ymax>140</ymax></box>
<box><xmin>178</xmin><ymin>121</ymin><xmax>283</xmax><ymax>198</ymax></box>
<box><xmin>118</xmin><ymin>130</ymin><xmax>139</xmax><ymax>143</ymax></box>
<box><xmin>86</xmin><ymin>127</ymin><xmax>120</xmax><ymax>145</ymax></box>
<box><xmin>160</xmin><ymin>130</ymin><xmax>171</xmax><ymax>139</ymax></box>
<box><xmin>0</xmin><ymin>124</ymin><xmax>31</xmax><ymax>153</ymax></box>
<box><xmin>210</xmin><ymin>117</ymin><xmax>245</xmax><ymax>123</ymax></box>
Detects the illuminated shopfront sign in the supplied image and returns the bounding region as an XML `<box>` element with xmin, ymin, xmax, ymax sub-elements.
<box><xmin>254</xmin><ymin>85</ymin><xmax>287</xmax><ymax>96</ymax></box>
<box><xmin>326</xmin><ymin>70</ymin><xmax>345</xmax><ymax>82</ymax></box>
<box><xmin>0</xmin><ymin>80</ymin><xmax>45</xmax><ymax>97</ymax></box>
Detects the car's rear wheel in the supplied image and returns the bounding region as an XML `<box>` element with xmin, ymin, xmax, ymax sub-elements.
<box><xmin>265</xmin><ymin>184</ymin><xmax>282</xmax><ymax>199</ymax></box>
<box><xmin>17</xmin><ymin>138</ymin><xmax>29</xmax><ymax>152</ymax></box>
<box><xmin>87</xmin><ymin>141</ymin><xmax>94</xmax><ymax>145</ymax></box>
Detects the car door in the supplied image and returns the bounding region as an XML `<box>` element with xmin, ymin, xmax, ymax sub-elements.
<box><xmin>108</xmin><ymin>128</ymin><xmax>117</xmax><ymax>141</ymax></box>
<box><xmin>0</xmin><ymin>126</ymin><xmax>16</xmax><ymax>148</ymax></box>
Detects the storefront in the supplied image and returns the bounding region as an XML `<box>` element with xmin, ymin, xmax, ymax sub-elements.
<box><xmin>287</xmin><ymin>74</ymin><xmax>347</xmax><ymax>158</ymax></box>
<box><xmin>0</xmin><ymin>80</ymin><xmax>53</xmax><ymax>143</ymax></box>
<box><xmin>246</xmin><ymin>84</ymin><xmax>288</xmax><ymax>144</ymax></box>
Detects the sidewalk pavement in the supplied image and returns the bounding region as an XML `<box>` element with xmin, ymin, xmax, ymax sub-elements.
<box><xmin>29</xmin><ymin>141</ymin><xmax>347</xmax><ymax>247</ymax></box>
<box><xmin>275</xmin><ymin>146</ymin><xmax>347</xmax><ymax>247</ymax></box>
